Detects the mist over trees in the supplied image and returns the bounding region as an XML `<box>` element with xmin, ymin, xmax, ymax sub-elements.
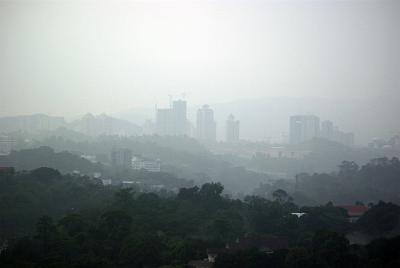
<box><xmin>1</xmin><ymin>1</ymin><xmax>400</xmax><ymax>266</ymax></box>
<box><xmin>1</xmin><ymin>109</ymin><xmax>398</xmax><ymax>267</ymax></box>
<box><xmin>2</xmin><ymin>167</ymin><xmax>400</xmax><ymax>267</ymax></box>
<box><xmin>254</xmin><ymin>157</ymin><xmax>400</xmax><ymax>206</ymax></box>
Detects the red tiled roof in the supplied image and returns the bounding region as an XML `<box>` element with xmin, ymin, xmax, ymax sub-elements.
<box><xmin>338</xmin><ymin>205</ymin><xmax>369</xmax><ymax>217</ymax></box>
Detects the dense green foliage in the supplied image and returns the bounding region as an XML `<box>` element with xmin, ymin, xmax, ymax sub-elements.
<box><xmin>214</xmin><ymin>231</ymin><xmax>400</xmax><ymax>268</ymax></box>
<box><xmin>18</xmin><ymin>137</ymin><xmax>273</xmax><ymax>193</ymax></box>
<box><xmin>248</xmin><ymin>138</ymin><xmax>400</xmax><ymax>176</ymax></box>
<box><xmin>0</xmin><ymin>168</ymin><xmax>344</xmax><ymax>267</ymax></box>
<box><xmin>1</xmin><ymin>156</ymin><xmax>400</xmax><ymax>267</ymax></box>
<box><xmin>7</xmin><ymin>146</ymin><xmax>103</xmax><ymax>174</ymax></box>
<box><xmin>356</xmin><ymin>201</ymin><xmax>400</xmax><ymax>236</ymax></box>
<box><xmin>0</xmin><ymin>167</ymin><xmax>113</xmax><ymax>238</ymax></box>
<box><xmin>255</xmin><ymin>157</ymin><xmax>400</xmax><ymax>205</ymax></box>
<box><xmin>3</xmin><ymin>146</ymin><xmax>194</xmax><ymax>191</ymax></box>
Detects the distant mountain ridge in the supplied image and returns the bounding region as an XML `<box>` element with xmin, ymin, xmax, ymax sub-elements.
<box><xmin>69</xmin><ymin>113</ymin><xmax>142</xmax><ymax>136</ymax></box>
<box><xmin>1</xmin><ymin>96</ymin><xmax>397</xmax><ymax>144</ymax></box>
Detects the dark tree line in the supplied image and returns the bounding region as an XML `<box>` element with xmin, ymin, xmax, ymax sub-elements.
<box><xmin>1</xmin><ymin>166</ymin><xmax>400</xmax><ymax>267</ymax></box>
<box><xmin>255</xmin><ymin>157</ymin><xmax>400</xmax><ymax>205</ymax></box>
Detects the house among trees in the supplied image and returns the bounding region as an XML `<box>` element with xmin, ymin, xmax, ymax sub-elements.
<box><xmin>188</xmin><ymin>235</ymin><xmax>289</xmax><ymax>267</ymax></box>
<box><xmin>339</xmin><ymin>205</ymin><xmax>369</xmax><ymax>222</ymax></box>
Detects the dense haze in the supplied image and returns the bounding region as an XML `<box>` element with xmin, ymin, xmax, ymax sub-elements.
<box><xmin>1</xmin><ymin>0</ymin><xmax>399</xmax><ymax>143</ymax></box>
<box><xmin>2</xmin><ymin>1</ymin><xmax>400</xmax><ymax>267</ymax></box>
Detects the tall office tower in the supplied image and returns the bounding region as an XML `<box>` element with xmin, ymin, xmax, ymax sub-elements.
<box><xmin>155</xmin><ymin>99</ymin><xmax>187</xmax><ymax>136</ymax></box>
<box><xmin>226</xmin><ymin>114</ymin><xmax>240</xmax><ymax>143</ymax></box>
<box><xmin>156</xmin><ymin>108</ymin><xmax>174</xmax><ymax>135</ymax></box>
<box><xmin>172</xmin><ymin>100</ymin><xmax>187</xmax><ymax>136</ymax></box>
<box><xmin>289</xmin><ymin>115</ymin><xmax>320</xmax><ymax>144</ymax></box>
<box><xmin>196</xmin><ymin>105</ymin><xmax>217</xmax><ymax>141</ymax></box>
<box><xmin>321</xmin><ymin>120</ymin><xmax>334</xmax><ymax>140</ymax></box>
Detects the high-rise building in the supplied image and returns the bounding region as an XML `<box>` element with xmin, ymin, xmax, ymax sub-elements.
<box><xmin>292</xmin><ymin>116</ymin><xmax>356</xmax><ymax>146</ymax></box>
<box><xmin>172</xmin><ymin>100</ymin><xmax>187</xmax><ymax>136</ymax></box>
<box><xmin>289</xmin><ymin>115</ymin><xmax>320</xmax><ymax>144</ymax></box>
<box><xmin>156</xmin><ymin>108</ymin><xmax>174</xmax><ymax>135</ymax></box>
<box><xmin>226</xmin><ymin>114</ymin><xmax>240</xmax><ymax>143</ymax></box>
<box><xmin>321</xmin><ymin>120</ymin><xmax>334</xmax><ymax>140</ymax></box>
<box><xmin>155</xmin><ymin>99</ymin><xmax>187</xmax><ymax>136</ymax></box>
<box><xmin>196</xmin><ymin>105</ymin><xmax>216</xmax><ymax>141</ymax></box>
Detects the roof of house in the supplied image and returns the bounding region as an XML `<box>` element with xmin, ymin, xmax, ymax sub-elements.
<box><xmin>338</xmin><ymin>205</ymin><xmax>369</xmax><ymax>217</ymax></box>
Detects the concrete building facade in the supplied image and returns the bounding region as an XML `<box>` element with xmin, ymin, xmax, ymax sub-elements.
<box><xmin>196</xmin><ymin>105</ymin><xmax>216</xmax><ymax>141</ymax></box>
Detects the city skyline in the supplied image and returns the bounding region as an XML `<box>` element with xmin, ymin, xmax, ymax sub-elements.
<box><xmin>0</xmin><ymin>97</ymin><xmax>370</xmax><ymax>146</ymax></box>
<box><xmin>1</xmin><ymin>2</ymin><xmax>400</xmax><ymax>266</ymax></box>
<box><xmin>0</xmin><ymin>0</ymin><xmax>399</xmax><ymax>144</ymax></box>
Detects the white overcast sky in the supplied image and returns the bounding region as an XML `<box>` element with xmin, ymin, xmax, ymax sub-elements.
<box><xmin>0</xmin><ymin>0</ymin><xmax>399</xmax><ymax>117</ymax></box>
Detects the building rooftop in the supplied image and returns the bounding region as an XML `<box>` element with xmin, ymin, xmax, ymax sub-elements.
<box><xmin>338</xmin><ymin>205</ymin><xmax>369</xmax><ymax>217</ymax></box>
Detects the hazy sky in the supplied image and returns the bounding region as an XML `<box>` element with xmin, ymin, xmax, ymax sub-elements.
<box><xmin>0</xmin><ymin>0</ymin><xmax>399</xmax><ymax>117</ymax></box>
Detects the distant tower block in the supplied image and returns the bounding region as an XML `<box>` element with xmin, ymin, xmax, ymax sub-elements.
<box><xmin>155</xmin><ymin>98</ymin><xmax>188</xmax><ymax>136</ymax></box>
<box><xmin>289</xmin><ymin>115</ymin><xmax>320</xmax><ymax>144</ymax></box>
<box><xmin>226</xmin><ymin>114</ymin><xmax>240</xmax><ymax>143</ymax></box>
<box><xmin>196</xmin><ymin>105</ymin><xmax>217</xmax><ymax>141</ymax></box>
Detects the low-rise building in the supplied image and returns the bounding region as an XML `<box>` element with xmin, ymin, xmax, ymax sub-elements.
<box><xmin>101</xmin><ymin>178</ymin><xmax>112</xmax><ymax>186</ymax></box>
<box><xmin>0</xmin><ymin>136</ymin><xmax>15</xmax><ymax>156</ymax></box>
<box><xmin>260</xmin><ymin>147</ymin><xmax>311</xmax><ymax>160</ymax></box>
<box><xmin>132</xmin><ymin>156</ymin><xmax>161</xmax><ymax>172</ymax></box>
<box><xmin>121</xmin><ymin>180</ymin><xmax>142</xmax><ymax>189</ymax></box>
<box><xmin>81</xmin><ymin>154</ymin><xmax>97</xmax><ymax>163</ymax></box>
<box><xmin>188</xmin><ymin>234</ymin><xmax>289</xmax><ymax>267</ymax></box>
